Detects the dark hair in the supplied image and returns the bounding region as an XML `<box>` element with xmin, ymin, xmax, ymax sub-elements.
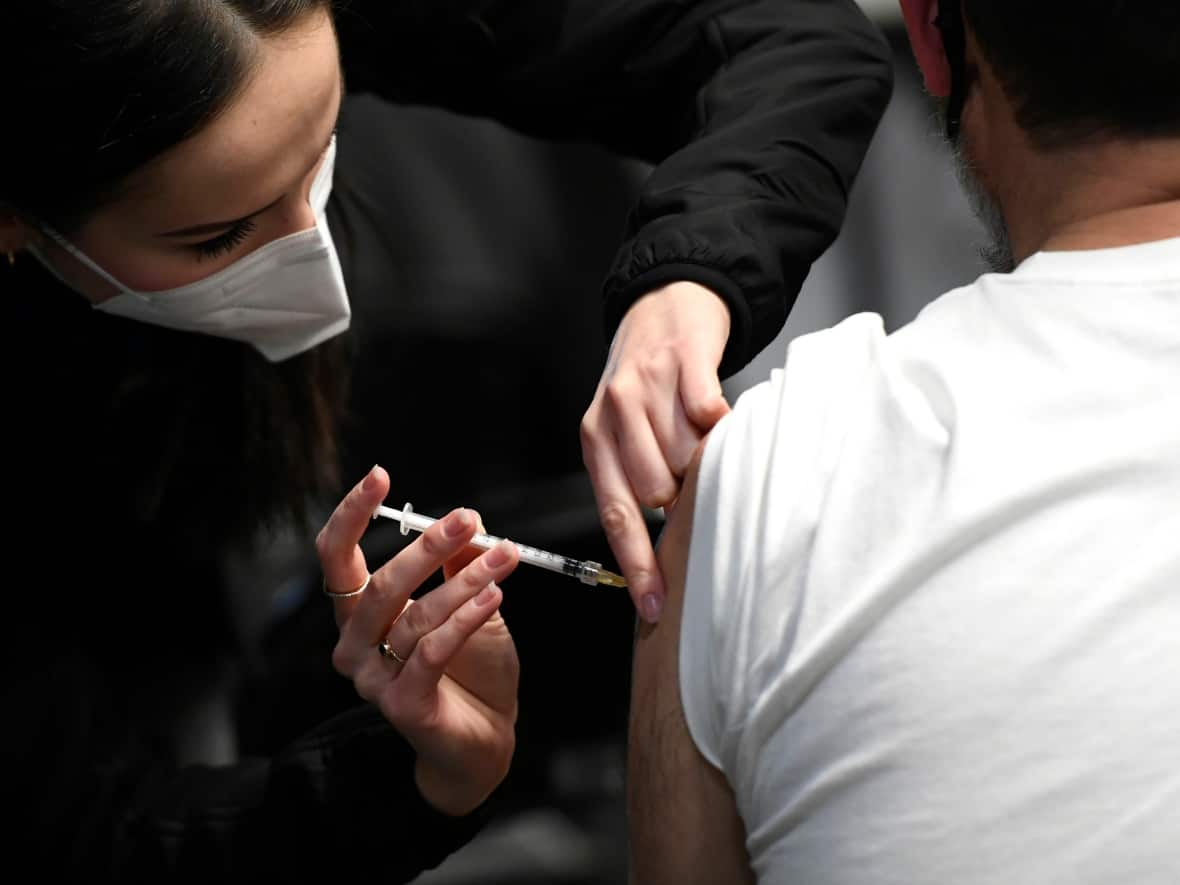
<box><xmin>4</xmin><ymin>0</ymin><xmax>348</xmax><ymax>558</ymax></box>
<box><xmin>962</xmin><ymin>1</ymin><xmax>1180</xmax><ymax>147</ymax></box>
<box><xmin>3</xmin><ymin>0</ymin><xmax>332</xmax><ymax>230</ymax></box>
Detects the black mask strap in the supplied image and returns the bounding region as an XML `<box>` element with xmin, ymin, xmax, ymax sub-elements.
<box><xmin>935</xmin><ymin>1</ymin><xmax>968</xmax><ymax>141</ymax></box>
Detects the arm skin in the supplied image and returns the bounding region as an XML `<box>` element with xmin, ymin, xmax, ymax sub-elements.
<box><xmin>627</xmin><ymin>442</ymin><xmax>756</xmax><ymax>885</ymax></box>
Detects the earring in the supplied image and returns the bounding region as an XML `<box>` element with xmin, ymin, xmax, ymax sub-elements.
<box><xmin>5</xmin><ymin>252</ymin><xmax>13</xmax><ymax>268</ymax></box>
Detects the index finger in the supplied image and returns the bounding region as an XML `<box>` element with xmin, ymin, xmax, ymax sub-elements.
<box><xmin>584</xmin><ymin>426</ymin><xmax>666</xmax><ymax>623</ymax></box>
<box><xmin>315</xmin><ymin>465</ymin><xmax>390</xmax><ymax>625</ymax></box>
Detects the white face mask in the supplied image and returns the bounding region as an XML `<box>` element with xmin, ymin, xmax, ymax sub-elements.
<box><xmin>31</xmin><ymin>137</ymin><xmax>351</xmax><ymax>362</ymax></box>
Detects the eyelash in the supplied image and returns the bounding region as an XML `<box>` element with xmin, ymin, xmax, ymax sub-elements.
<box><xmin>186</xmin><ymin>123</ymin><xmax>339</xmax><ymax>261</ymax></box>
<box><xmin>192</xmin><ymin>218</ymin><xmax>257</xmax><ymax>260</ymax></box>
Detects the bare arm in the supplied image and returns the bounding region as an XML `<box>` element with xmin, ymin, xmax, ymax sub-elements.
<box><xmin>627</xmin><ymin>443</ymin><xmax>756</xmax><ymax>885</ymax></box>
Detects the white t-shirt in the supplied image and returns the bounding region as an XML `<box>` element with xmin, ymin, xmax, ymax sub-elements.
<box><xmin>681</xmin><ymin>237</ymin><xmax>1180</xmax><ymax>884</ymax></box>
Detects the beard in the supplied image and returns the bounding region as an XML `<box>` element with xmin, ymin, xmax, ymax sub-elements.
<box><xmin>949</xmin><ymin>127</ymin><xmax>1017</xmax><ymax>274</ymax></box>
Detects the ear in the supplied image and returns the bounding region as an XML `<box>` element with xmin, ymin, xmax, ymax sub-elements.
<box><xmin>899</xmin><ymin>0</ymin><xmax>953</xmax><ymax>97</ymax></box>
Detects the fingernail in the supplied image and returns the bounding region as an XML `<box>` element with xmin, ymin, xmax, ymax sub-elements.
<box><xmin>485</xmin><ymin>540</ymin><xmax>513</xmax><ymax>568</ymax></box>
<box><xmin>641</xmin><ymin>593</ymin><xmax>664</xmax><ymax>623</ymax></box>
<box><xmin>362</xmin><ymin>465</ymin><xmax>380</xmax><ymax>492</ymax></box>
<box><xmin>443</xmin><ymin>508</ymin><xmax>471</xmax><ymax>538</ymax></box>
<box><xmin>475</xmin><ymin>584</ymin><xmax>499</xmax><ymax>606</ymax></box>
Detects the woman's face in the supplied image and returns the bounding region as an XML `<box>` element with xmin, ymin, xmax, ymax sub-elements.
<box><xmin>36</xmin><ymin>9</ymin><xmax>343</xmax><ymax>302</ymax></box>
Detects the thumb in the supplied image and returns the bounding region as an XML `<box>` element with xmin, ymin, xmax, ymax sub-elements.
<box><xmin>679</xmin><ymin>361</ymin><xmax>730</xmax><ymax>430</ymax></box>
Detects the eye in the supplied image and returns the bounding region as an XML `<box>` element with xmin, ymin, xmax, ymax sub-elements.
<box><xmin>191</xmin><ymin>218</ymin><xmax>257</xmax><ymax>261</ymax></box>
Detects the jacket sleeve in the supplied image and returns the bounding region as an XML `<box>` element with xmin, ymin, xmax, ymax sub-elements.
<box><xmin>6</xmin><ymin>642</ymin><xmax>485</xmax><ymax>882</ymax></box>
<box><xmin>335</xmin><ymin>0</ymin><xmax>894</xmax><ymax>375</ymax></box>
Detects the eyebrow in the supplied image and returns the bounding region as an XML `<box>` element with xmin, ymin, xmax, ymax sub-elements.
<box><xmin>159</xmin><ymin>194</ymin><xmax>284</xmax><ymax>238</ymax></box>
<box><xmin>158</xmin><ymin>84</ymin><xmax>344</xmax><ymax>239</ymax></box>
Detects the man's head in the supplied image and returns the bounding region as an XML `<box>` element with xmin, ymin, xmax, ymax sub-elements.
<box><xmin>898</xmin><ymin>1</ymin><xmax>1180</xmax><ymax>268</ymax></box>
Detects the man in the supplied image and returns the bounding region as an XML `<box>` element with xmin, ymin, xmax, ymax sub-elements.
<box><xmin>628</xmin><ymin>2</ymin><xmax>1180</xmax><ymax>882</ymax></box>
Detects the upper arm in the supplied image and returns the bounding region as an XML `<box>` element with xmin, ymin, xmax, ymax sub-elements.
<box><xmin>625</xmin><ymin>316</ymin><xmax>894</xmax><ymax>884</ymax></box>
<box><xmin>627</xmin><ymin>441</ymin><xmax>755</xmax><ymax>885</ymax></box>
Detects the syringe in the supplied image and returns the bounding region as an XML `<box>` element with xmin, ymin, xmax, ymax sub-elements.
<box><xmin>373</xmin><ymin>502</ymin><xmax>627</xmax><ymax>588</ymax></box>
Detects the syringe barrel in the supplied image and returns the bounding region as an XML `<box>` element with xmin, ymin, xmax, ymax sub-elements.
<box><xmin>373</xmin><ymin>502</ymin><xmax>601</xmax><ymax>586</ymax></box>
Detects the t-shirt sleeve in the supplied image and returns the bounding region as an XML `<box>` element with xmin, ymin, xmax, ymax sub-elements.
<box><xmin>678</xmin><ymin>313</ymin><xmax>888</xmax><ymax>773</ymax></box>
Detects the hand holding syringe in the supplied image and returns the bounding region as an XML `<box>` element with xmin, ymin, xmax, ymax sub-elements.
<box><xmin>374</xmin><ymin>502</ymin><xmax>627</xmax><ymax>588</ymax></box>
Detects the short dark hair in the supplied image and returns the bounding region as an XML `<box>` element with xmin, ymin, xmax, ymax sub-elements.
<box><xmin>2</xmin><ymin>0</ymin><xmax>331</xmax><ymax>231</ymax></box>
<box><xmin>963</xmin><ymin>1</ymin><xmax>1180</xmax><ymax>147</ymax></box>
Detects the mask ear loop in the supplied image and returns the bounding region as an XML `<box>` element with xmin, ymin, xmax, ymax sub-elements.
<box><xmin>29</xmin><ymin>217</ymin><xmax>132</xmax><ymax>293</ymax></box>
<box><xmin>935</xmin><ymin>0</ymin><xmax>969</xmax><ymax>142</ymax></box>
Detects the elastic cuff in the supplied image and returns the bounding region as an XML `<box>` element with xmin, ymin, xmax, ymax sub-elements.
<box><xmin>604</xmin><ymin>262</ymin><xmax>754</xmax><ymax>379</ymax></box>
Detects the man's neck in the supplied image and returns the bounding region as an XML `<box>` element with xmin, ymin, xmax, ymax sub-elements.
<box><xmin>1006</xmin><ymin>138</ymin><xmax>1180</xmax><ymax>260</ymax></box>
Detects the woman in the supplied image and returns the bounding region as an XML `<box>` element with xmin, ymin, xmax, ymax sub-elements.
<box><xmin>1</xmin><ymin>0</ymin><xmax>891</xmax><ymax>879</ymax></box>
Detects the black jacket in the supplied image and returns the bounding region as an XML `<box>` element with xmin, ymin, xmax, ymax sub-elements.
<box><xmin>336</xmin><ymin>0</ymin><xmax>894</xmax><ymax>374</ymax></box>
<box><xmin>4</xmin><ymin>0</ymin><xmax>891</xmax><ymax>880</ymax></box>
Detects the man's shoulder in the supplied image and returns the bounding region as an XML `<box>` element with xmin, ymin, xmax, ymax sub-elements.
<box><xmin>783</xmin><ymin>279</ymin><xmax>986</xmax><ymax>390</ymax></box>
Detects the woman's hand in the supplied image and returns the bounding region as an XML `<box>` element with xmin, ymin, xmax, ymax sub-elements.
<box><xmin>317</xmin><ymin>466</ymin><xmax>521</xmax><ymax>817</ymax></box>
<box><xmin>581</xmin><ymin>281</ymin><xmax>731</xmax><ymax>623</ymax></box>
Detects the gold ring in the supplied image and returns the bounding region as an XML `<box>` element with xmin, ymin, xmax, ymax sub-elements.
<box><xmin>378</xmin><ymin>639</ymin><xmax>407</xmax><ymax>664</ymax></box>
<box><xmin>322</xmin><ymin>574</ymin><xmax>371</xmax><ymax>599</ymax></box>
